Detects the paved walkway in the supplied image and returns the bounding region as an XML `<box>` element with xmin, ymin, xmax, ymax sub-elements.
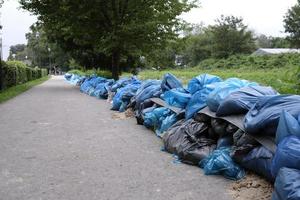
<box><xmin>0</xmin><ymin>76</ymin><xmax>231</xmax><ymax>200</ymax></box>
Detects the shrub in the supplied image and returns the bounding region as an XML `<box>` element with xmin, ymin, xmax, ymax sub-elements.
<box><xmin>1</xmin><ymin>61</ymin><xmax>48</xmax><ymax>90</ymax></box>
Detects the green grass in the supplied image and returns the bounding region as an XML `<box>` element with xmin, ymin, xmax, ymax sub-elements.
<box><xmin>137</xmin><ymin>67</ymin><xmax>298</xmax><ymax>94</ymax></box>
<box><xmin>0</xmin><ymin>76</ymin><xmax>50</xmax><ymax>103</ymax></box>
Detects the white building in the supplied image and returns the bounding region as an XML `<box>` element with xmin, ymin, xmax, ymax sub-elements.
<box><xmin>252</xmin><ymin>48</ymin><xmax>300</xmax><ymax>55</ymax></box>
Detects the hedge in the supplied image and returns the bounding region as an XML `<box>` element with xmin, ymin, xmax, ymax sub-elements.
<box><xmin>1</xmin><ymin>61</ymin><xmax>48</xmax><ymax>89</ymax></box>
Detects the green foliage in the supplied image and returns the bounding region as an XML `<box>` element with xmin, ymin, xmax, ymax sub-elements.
<box><xmin>20</xmin><ymin>0</ymin><xmax>196</xmax><ymax>79</ymax></box>
<box><xmin>25</xmin><ymin>24</ymin><xmax>71</xmax><ymax>70</ymax></box>
<box><xmin>137</xmin><ymin>54</ymin><xmax>300</xmax><ymax>94</ymax></box>
<box><xmin>0</xmin><ymin>76</ymin><xmax>50</xmax><ymax>103</ymax></box>
<box><xmin>196</xmin><ymin>53</ymin><xmax>300</xmax><ymax>70</ymax></box>
<box><xmin>209</xmin><ymin>15</ymin><xmax>256</xmax><ymax>58</ymax></box>
<box><xmin>182</xmin><ymin>31</ymin><xmax>212</xmax><ymax>66</ymax></box>
<box><xmin>284</xmin><ymin>0</ymin><xmax>300</xmax><ymax>47</ymax></box>
<box><xmin>7</xmin><ymin>44</ymin><xmax>27</xmax><ymax>61</ymax></box>
<box><xmin>256</xmin><ymin>34</ymin><xmax>291</xmax><ymax>48</ymax></box>
<box><xmin>176</xmin><ymin>16</ymin><xmax>256</xmax><ymax>67</ymax></box>
<box><xmin>2</xmin><ymin>61</ymin><xmax>48</xmax><ymax>90</ymax></box>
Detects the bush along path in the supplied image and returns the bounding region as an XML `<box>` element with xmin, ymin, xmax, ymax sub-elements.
<box><xmin>0</xmin><ymin>76</ymin><xmax>231</xmax><ymax>200</ymax></box>
<box><xmin>66</xmin><ymin>72</ymin><xmax>300</xmax><ymax>200</ymax></box>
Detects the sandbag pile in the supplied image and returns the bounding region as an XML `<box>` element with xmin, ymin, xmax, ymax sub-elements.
<box><xmin>65</xmin><ymin>72</ymin><xmax>300</xmax><ymax>198</ymax></box>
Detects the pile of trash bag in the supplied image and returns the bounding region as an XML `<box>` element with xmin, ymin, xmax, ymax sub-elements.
<box><xmin>112</xmin><ymin>79</ymin><xmax>141</xmax><ymax>112</ymax></box>
<box><xmin>65</xmin><ymin>71</ymin><xmax>300</xmax><ymax>196</ymax></box>
<box><xmin>185</xmin><ymin>74</ymin><xmax>222</xmax><ymax>119</ymax></box>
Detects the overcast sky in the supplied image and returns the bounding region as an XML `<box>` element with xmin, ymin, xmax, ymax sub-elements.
<box><xmin>0</xmin><ymin>0</ymin><xmax>298</xmax><ymax>60</ymax></box>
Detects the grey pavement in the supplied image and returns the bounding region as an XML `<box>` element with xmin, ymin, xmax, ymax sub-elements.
<box><xmin>0</xmin><ymin>76</ymin><xmax>232</xmax><ymax>200</ymax></box>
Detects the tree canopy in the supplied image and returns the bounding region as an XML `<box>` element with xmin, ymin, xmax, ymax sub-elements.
<box><xmin>208</xmin><ymin>15</ymin><xmax>256</xmax><ymax>58</ymax></box>
<box><xmin>20</xmin><ymin>0</ymin><xmax>196</xmax><ymax>79</ymax></box>
<box><xmin>284</xmin><ymin>0</ymin><xmax>300</xmax><ymax>47</ymax></box>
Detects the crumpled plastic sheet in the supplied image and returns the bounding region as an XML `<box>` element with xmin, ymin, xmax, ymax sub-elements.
<box><xmin>199</xmin><ymin>147</ymin><xmax>245</xmax><ymax>180</ymax></box>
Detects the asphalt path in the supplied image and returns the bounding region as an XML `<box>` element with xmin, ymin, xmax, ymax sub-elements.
<box><xmin>0</xmin><ymin>76</ymin><xmax>231</xmax><ymax>200</ymax></box>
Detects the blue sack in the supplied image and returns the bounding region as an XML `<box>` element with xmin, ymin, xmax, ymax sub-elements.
<box><xmin>199</xmin><ymin>147</ymin><xmax>245</xmax><ymax>180</ymax></box>
<box><xmin>275</xmin><ymin>111</ymin><xmax>300</xmax><ymax>145</ymax></box>
<box><xmin>206</xmin><ymin>78</ymin><xmax>258</xmax><ymax>112</ymax></box>
<box><xmin>244</xmin><ymin>95</ymin><xmax>300</xmax><ymax>136</ymax></box>
<box><xmin>143</xmin><ymin>107</ymin><xmax>176</xmax><ymax>137</ymax></box>
<box><xmin>185</xmin><ymin>83</ymin><xmax>219</xmax><ymax>119</ymax></box>
<box><xmin>216</xmin><ymin>86</ymin><xmax>278</xmax><ymax>116</ymax></box>
<box><xmin>272</xmin><ymin>167</ymin><xmax>300</xmax><ymax>200</ymax></box>
<box><xmin>64</xmin><ymin>73</ymin><xmax>72</xmax><ymax>80</ymax></box>
<box><xmin>162</xmin><ymin>88</ymin><xmax>191</xmax><ymax>109</ymax></box>
<box><xmin>80</xmin><ymin>79</ymin><xmax>94</xmax><ymax>94</ymax></box>
<box><xmin>110</xmin><ymin>77</ymin><xmax>135</xmax><ymax>92</ymax></box>
<box><xmin>112</xmin><ymin>80</ymin><xmax>141</xmax><ymax>111</ymax></box>
<box><xmin>156</xmin><ymin>113</ymin><xmax>177</xmax><ymax>137</ymax></box>
<box><xmin>188</xmin><ymin>74</ymin><xmax>222</xmax><ymax>95</ymax></box>
<box><xmin>134</xmin><ymin>81</ymin><xmax>162</xmax><ymax>107</ymax></box>
<box><xmin>271</xmin><ymin>135</ymin><xmax>300</xmax><ymax>178</ymax></box>
<box><xmin>240</xmin><ymin>146</ymin><xmax>274</xmax><ymax>182</ymax></box>
<box><xmin>161</xmin><ymin>73</ymin><xmax>182</xmax><ymax>92</ymax></box>
<box><xmin>143</xmin><ymin>107</ymin><xmax>170</xmax><ymax>128</ymax></box>
<box><xmin>94</xmin><ymin>79</ymin><xmax>115</xmax><ymax>99</ymax></box>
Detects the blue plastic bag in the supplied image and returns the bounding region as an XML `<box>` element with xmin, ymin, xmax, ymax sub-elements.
<box><xmin>271</xmin><ymin>135</ymin><xmax>300</xmax><ymax>178</ymax></box>
<box><xmin>206</xmin><ymin>78</ymin><xmax>258</xmax><ymax>112</ymax></box>
<box><xmin>240</xmin><ymin>146</ymin><xmax>274</xmax><ymax>182</ymax></box>
<box><xmin>143</xmin><ymin>107</ymin><xmax>170</xmax><ymax>128</ymax></box>
<box><xmin>161</xmin><ymin>73</ymin><xmax>182</xmax><ymax>92</ymax></box>
<box><xmin>199</xmin><ymin>147</ymin><xmax>245</xmax><ymax>180</ymax></box>
<box><xmin>272</xmin><ymin>167</ymin><xmax>300</xmax><ymax>200</ymax></box>
<box><xmin>244</xmin><ymin>95</ymin><xmax>300</xmax><ymax>136</ymax></box>
<box><xmin>143</xmin><ymin>107</ymin><xmax>176</xmax><ymax>137</ymax></box>
<box><xmin>275</xmin><ymin>111</ymin><xmax>300</xmax><ymax>145</ymax></box>
<box><xmin>185</xmin><ymin>83</ymin><xmax>219</xmax><ymax>119</ymax></box>
<box><xmin>188</xmin><ymin>74</ymin><xmax>222</xmax><ymax>95</ymax></box>
<box><xmin>162</xmin><ymin>88</ymin><xmax>191</xmax><ymax>109</ymax></box>
<box><xmin>216</xmin><ymin>86</ymin><xmax>278</xmax><ymax>116</ymax></box>
<box><xmin>156</xmin><ymin>113</ymin><xmax>177</xmax><ymax>137</ymax></box>
<box><xmin>94</xmin><ymin>79</ymin><xmax>115</xmax><ymax>99</ymax></box>
<box><xmin>134</xmin><ymin>81</ymin><xmax>162</xmax><ymax>107</ymax></box>
<box><xmin>112</xmin><ymin>80</ymin><xmax>141</xmax><ymax>111</ymax></box>
<box><xmin>80</xmin><ymin>79</ymin><xmax>94</xmax><ymax>94</ymax></box>
<box><xmin>110</xmin><ymin>77</ymin><xmax>136</xmax><ymax>92</ymax></box>
<box><xmin>64</xmin><ymin>73</ymin><xmax>72</xmax><ymax>80</ymax></box>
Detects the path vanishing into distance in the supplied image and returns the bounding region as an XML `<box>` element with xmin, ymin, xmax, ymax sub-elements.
<box><xmin>0</xmin><ymin>76</ymin><xmax>231</xmax><ymax>200</ymax></box>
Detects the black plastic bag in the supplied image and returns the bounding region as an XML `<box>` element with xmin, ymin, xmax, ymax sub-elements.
<box><xmin>163</xmin><ymin>119</ymin><xmax>215</xmax><ymax>165</ymax></box>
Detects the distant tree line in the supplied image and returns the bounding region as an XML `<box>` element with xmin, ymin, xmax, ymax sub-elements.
<box><xmin>9</xmin><ymin>0</ymin><xmax>300</xmax><ymax>78</ymax></box>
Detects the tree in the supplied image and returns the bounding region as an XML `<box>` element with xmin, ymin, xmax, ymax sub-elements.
<box><xmin>208</xmin><ymin>15</ymin><xmax>256</xmax><ymax>58</ymax></box>
<box><xmin>181</xmin><ymin>30</ymin><xmax>213</xmax><ymax>66</ymax></box>
<box><xmin>25</xmin><ymin>24</ymin><xmax>71</xmax><ymax>71</ymax></box>
<box><xmin>284</xmin><ymin>0</ymin><xmax>300</xmax><ymax>47</ymax></box>
<box><xmin>256</xmin><ymin>34</ymin><xmax>290</xmax><ymax>48</ymax></box>
<box><xmin>20</xmin><ymin>0</ymin><xmax>196</xmax><ymax>79</ymax></box>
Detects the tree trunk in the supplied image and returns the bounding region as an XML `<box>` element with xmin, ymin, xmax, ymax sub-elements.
<box><xmin>111</xmin><ymin>50</ymin><xmax>120</xmax><ymax>80</ymax></box>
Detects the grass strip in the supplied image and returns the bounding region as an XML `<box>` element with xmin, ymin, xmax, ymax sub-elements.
<box><xmin>0</xmin><ymin>76</ymin><xmax>50</xmax><ymax>103</ymax></box>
